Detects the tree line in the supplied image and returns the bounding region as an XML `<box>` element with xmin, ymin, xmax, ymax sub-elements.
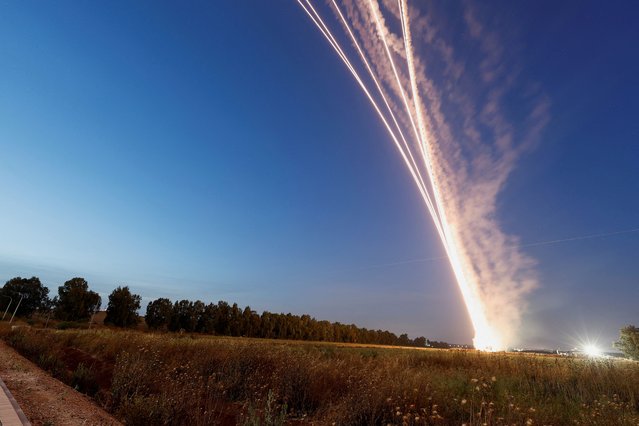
<box><xmin>4</xmin><ymin>276</ymin><xmax>639</xmax><ymax>356</ymax></box>
<box><xmin>0</xmin><ymin>276</ymin><xmax>139</xmax><ymax>326</ymax></box>
<box><xmin>0</xmin><ymin>276</ymin><xmax>429</xmax><ymax>347</ymax></box>
<box><xmin>146</xmin><ymin>297</ymin><xmax>428</xmax><ymax>346</ymax></box>
<box><xmin>0</xmin><ymin>276</ymin><xmax>97</xmax><ymax>321</ymax></box>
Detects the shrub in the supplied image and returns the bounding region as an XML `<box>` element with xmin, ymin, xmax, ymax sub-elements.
<box><xmin>72</xmin><ymin>362</ymin><xmax>99</xmax><ymax>395</ymax></box>
<box><xmin>38</xmin><ymin>353</ymin><xmax>66</xmax><ymax>379</ymax></box>
<box><xmin>57</xmin><ymin>321</ymin><xmax>83</xmax><ymax>330</ymax></box>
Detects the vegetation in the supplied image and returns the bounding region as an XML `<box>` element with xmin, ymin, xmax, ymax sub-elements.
<box><xmin>3</xmin><ymin>274</ymin><xmax>639</xmax><ymax>424</ymax></box>
<box><xmin>104</xmin><ymin>286</ymin><xmax>141</xmax><ymax>328</ymax></box>
<box><xmin>1</xmin><ymin>275</ymin><xmax>428</xmax><ymax>347</ymax></box>
<box><xmin>54</xmin><ymin>277</ymin><xmax>102</xmax><ymax>321</ymax></box>
<box><xmin>0</xmin><ymin>274</ymin><xmax>430</xmax><ymax>348</ymax></box>
<box><xmin>1</xmin><ymin>325</ymin><xmax>638</xmax><ymax>425</ymax></box>
<box><xmin>0</xmin><ymin>276</ymin><xmax>50</xmax><ymax>317</ymax></box>
<box><xmin>146</xmin><ymin>297</ymin><xmax>429</xmax><ymax>347</ymax></box>
<box><xmin>145</xmin><ymin>297</ymin><xmax>173</xmax><ymax>330</ymax></box>
<box><xmin>615</xmin><ymin>325</ymin><xmax>639</xmax><ymax>360</ymax></box>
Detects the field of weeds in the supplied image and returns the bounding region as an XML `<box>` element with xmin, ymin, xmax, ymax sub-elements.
<box><xmin>1</xmin><ymin>325</ymin><xmax>638</xmax><ymax>425</ymax></box>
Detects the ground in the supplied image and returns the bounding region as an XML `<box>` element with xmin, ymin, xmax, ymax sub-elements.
<box><xmin>0</xmin><ymin>339</ymin><xmax>120</xmax><ymax>426</ymax></box>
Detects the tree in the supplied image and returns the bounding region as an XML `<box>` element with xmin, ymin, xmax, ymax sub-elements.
<box><xmin>413</xmin><ymin>336</ymin><xmax>427</xmax><ymax>347</ymax></box>
<box><xmin>614</xmin><ymin>325</ymin><xmax>639</xmax><ymax>360</ymax></box>
<box><xmin>215</xmin><ymin>301</ymin><xmax>231</xmax><ymax>335</ymax></box>
<box><xmin>104</xmin><ymin>286</ymin><xmax>141</xmax><ymax>328</ymax></box>
<box><xmin>55</xmin><ymin>277</ymin><xmax>102</xmax><ymax>321</ymax></box>
<box><xmin>398</xmin><ymin>333</ymin><xmax>411</xmax><ymax>346</ymax></box>
<box><xmin>145</xmin><ymin>298</ymin><xmax>173</xmax><ymax>330</ymax></box>
<box><xmin>169</xmin><ymin>300</ymin><xmax>199</xmax><ymax>332</ymax></box>
<box><xmin>427</xmin><ymin>340</ymin><xmax>451</xmax><ymax>349</ymax></box>
<box><xmin>242</xmin><ymin>306</ymin><xmax>259</xmax><ymax>337</ymax></box>
<box><xmin>198</xmin><ymin>303</ymin><xmax>218</xmax><ymax>334</ymax></box>
<box><xmin>1</xmin><ymin>277</ymin><xmax>50</xmax><ymax>317</ymax></box>
<box><xmin>229</xmin><ymin>303</ymin><xmax>242</xmax><ymax>336</ymax></box>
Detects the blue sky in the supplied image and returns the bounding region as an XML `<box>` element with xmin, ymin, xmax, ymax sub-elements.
<box><xmin>1</xmin><ymin>1</ymin><xmax>637</xmax><ymax>348</ymax></box>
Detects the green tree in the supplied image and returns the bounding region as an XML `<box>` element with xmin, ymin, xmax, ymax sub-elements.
<box><xmin>229</xmin><ymin>303</ymin><xmax>242</xmax><ymax>336</ymax></box>
<box><xmin>242</xmin><ymin>306</ymin><xmax>260</xmax><ymax>337</ymax></box>
<box><xmin>398</xmin><ymin>333</ymin><xmax>411</xmax><ymax>346</ymax></box>
<box><xmin>54</xmin><ymin>277</ymin><xmax>102</xmax><ymax>321</ymax></box>
<box><xmin>413</xmin><ymin>336</ymin><xmax>427</xmax><ymax>347</ymax></box>
<box><xmin>1</xmin><ymin>276</ymin><xmax>50</xmax><ymax>317</ymax></box>
<box><xmin>614</xmin><ymin>325</ymin><xmax>639</xmax><ymax>360</ymax></box>
<box><xmin>104</xmin><ymin>286</ymin><xmax>141</xmax><ymax>328</ymax></box>
<box><xmin>198</xmin><ymin>303</ymin><xmax>218</xmax><ymax>334</ymax></box>
<box><xmin>215</xmin><ymin>301</ymin><xmax>231</xmax><ymax>335</ymax></box>
<box><xmin>169</xmin><ymin>300</ymin><xmax>199</xmax><ymax>332</ymax></box>
<box><xmin>145</xmin><ymin>298</ymin><xmax>173</xmax><ymax>330</ymax></box>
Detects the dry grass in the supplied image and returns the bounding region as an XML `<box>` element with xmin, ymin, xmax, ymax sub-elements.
<box><xmin>1</xmin><ymin>324</ymin><xmax>638</xmax><ymax>425</ymax></box>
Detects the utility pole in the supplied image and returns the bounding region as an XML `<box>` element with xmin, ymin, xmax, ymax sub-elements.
<box><xmin>88</xmin><ymin>310</ymin><xmax>96</xmax><ymax>329</ymax></box>
<box><xmin>1</xmin><ymin>296</ymin><xmax>12</xmax><ymax>320</ymax></box>
<box><xmin>9</xmin><ymin>295</ymin><xmax>24</xmax><ymax>323</ymax></box>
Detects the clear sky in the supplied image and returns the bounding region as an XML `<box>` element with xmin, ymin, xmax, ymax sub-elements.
<box><xmin>1</xmin><ymin>1</ymin><xmax>637</xmax><ymax>349</ymax></box>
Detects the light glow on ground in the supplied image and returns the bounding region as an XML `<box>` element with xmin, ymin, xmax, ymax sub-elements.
<box><xmin>583</xmin><ymin>344</ymin><xmax>603</xmax><ymax>358</ymax></box>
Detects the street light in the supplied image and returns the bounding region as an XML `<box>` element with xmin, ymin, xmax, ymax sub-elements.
<box><xmin>9</xmin><ymin>295</ymin><xmax>24</xmax><ymax>323</ymax></box>
<box><xmin>1</xmin><ymin>295</ymin><xmax>12</xmax><ymax>320</ymax></box>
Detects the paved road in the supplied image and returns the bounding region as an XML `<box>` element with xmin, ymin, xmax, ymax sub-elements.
<box><xmin>0</xmin><ymin>376</ymin><xmax>30</xmax><ymax>426</ymax></box>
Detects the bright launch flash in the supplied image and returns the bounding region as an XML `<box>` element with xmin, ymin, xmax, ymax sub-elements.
<box><xmin>583</xmin><ymin>344</ymin><xmax>603</xmax><ymax>358</ymax></box>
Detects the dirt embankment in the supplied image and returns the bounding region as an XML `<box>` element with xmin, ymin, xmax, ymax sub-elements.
<box><xmin>0</xmin><ymin>339</ymin><xmax>120</xmax><ymax>426</ymax></box>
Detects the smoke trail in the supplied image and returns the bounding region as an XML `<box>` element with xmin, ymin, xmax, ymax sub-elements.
<box><xmin>297</xmin><ymin>0</ymin><xmax>549</xmax><ymax>349</ymax></box>
<box><xmin>359</xmin><ymin>227</ymin><xmax>639</xmax><ymax>271</ymax></box>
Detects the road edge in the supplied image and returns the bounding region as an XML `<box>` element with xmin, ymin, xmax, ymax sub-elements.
<box><xmin>0</xmin><ymin>376</ymin><xmax>31</xmax><ymax>426</ymax></box>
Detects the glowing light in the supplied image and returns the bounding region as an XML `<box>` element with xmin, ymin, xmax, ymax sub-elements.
<box><xmin>583</xmin><ymin>344</ymin><xmax>603</xmax><ymax>358</ymax></box>
<box><xmin>396</xmin><ymin>0</ymin><xmax>501</xmax><ymax>351</ymax></box>
<box><xmin>296</xmin><ymin>1</ymin><xmax>506</xmax><ymax>351</ymax></box>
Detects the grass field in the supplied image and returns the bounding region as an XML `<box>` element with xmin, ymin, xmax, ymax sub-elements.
<box><xmin>1</xmin><ymin>324</ymin><xmax>638</xmax><ymax>425</ymax></box>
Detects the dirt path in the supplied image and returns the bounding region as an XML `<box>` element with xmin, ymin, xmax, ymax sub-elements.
<box><xmin>0</xmin><ymin>340</ymin><xmax>121</xmax><ymax>426</ymax></box>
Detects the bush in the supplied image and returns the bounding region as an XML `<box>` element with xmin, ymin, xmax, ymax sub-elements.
<box><xmin>57</xmin><ymin>321</ymin><xmax>83</xmax><ymax>330</ymax></box>
<box><xmin>72</xmin><ymin>363</ymin><xmax>99</xmax><ymax>396</ymax></box>
<box><xmin>38</xmin><ymin>353</ymin><xmax>66</xmax><ymax>379</ymax></box>
<box><xmin>241</xmin><ymin>390</ymin><xmax>287</xmax><ymax>426</ymax></box>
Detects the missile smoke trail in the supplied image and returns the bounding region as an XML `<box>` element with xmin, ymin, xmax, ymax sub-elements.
<box><xmin>296</xmin><ymin>0</ymin><xmax>549</xmax><ymax>350</ymax></box>
<box><xmin>358</xmin><ymin>227</ymin><xmax>639</xmax><ymax>271</ymax></box>
<box><xmin>297</xmin><ymin>0</ymin><xmax>445</xmax><ymax>240</ymax></box>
